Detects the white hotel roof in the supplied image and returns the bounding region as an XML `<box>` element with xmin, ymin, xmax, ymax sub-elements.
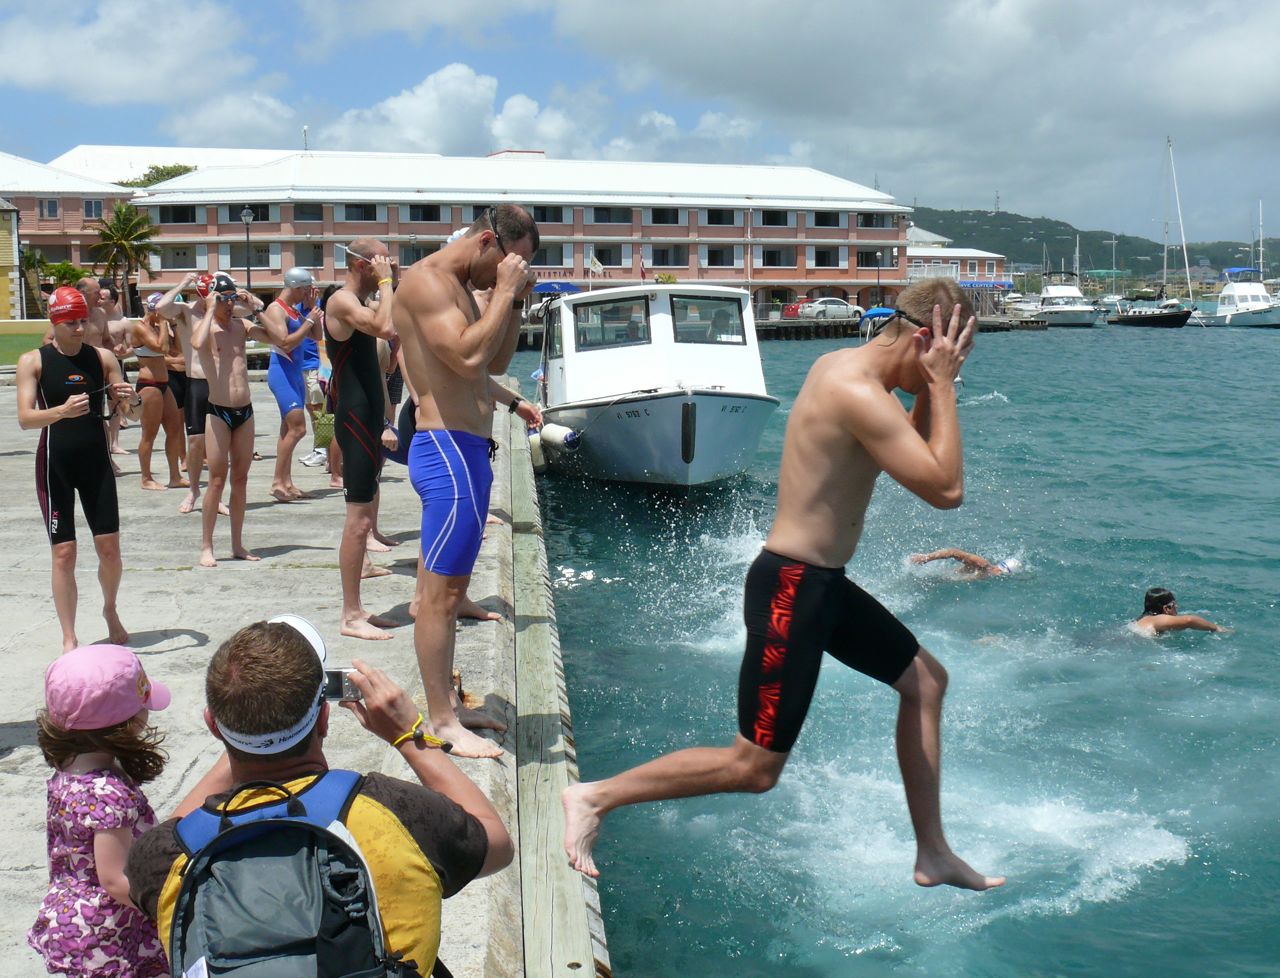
<box><xmin>47</xmin><ymin>145</ymin><xmax>298</xmax><ymax>185</ymax></box>
<box><xmin>0</xmin><ymin>150</ymin><xmax>130</xmax><ymax>197</ymax></box>
<box><xmin>907</xmin><ymin>246</ymin><xmax>1004</xmax><ymax>259</ymax></box>
<box><xmin>126</xmin><ymin>149</ymin><xmax>908</xmax><ymax>213</ymax></box>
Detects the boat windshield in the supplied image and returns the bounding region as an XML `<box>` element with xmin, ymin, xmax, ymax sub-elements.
<box><xmin>671</xmin><ymin>294</ymin><xmax>747</xmax><ymax>345</ymax></box>
<box><xmin>572</xmin><ymin>296</ymin><xmax>651</xmax><ymax>350</ymax></box>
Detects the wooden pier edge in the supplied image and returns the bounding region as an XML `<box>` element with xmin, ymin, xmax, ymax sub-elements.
<box><xmin>509</xmin><ymin>411</ymin><xmax>613</xmax><ymax>978</ymax></box>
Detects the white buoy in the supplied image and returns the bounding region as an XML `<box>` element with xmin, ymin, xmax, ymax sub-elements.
<box><xmin>528</xmin><ymin>430</ymin><xmax>547</xmax><ymax>473</ymax></box>
<box><xmin>540</xmin><ymin>423</ymin><xmax>581</xmax><ymax>454</ymax></box>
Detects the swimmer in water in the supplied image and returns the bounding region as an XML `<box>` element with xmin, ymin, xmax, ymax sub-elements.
<box><xmin>1133</xmin><ymin>588</ymin><xmax>1225</xmax><ymax>636</ymax></box>
<box><xmin>910</xmin><ymin>548</ymin><xmax>1021</xmax><ymax>577</ymax></box>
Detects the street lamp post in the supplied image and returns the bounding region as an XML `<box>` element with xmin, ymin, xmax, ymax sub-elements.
<box><xmin>1104</xmin><ymin>236</ymin><xmax>1118</xmax><ymax>293</ymax></box>
<box><xmin>875</xmin><ymin>250</ymin><xmax>882</xmax><ymax>305</ymax></box>
<box><xmin>239</xmin><ymin>205</ymin><xmax>254</xmax><ymax>294</ymax></box>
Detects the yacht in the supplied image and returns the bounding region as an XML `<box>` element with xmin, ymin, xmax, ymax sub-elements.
<box><xmin>530</xmin><ymin>284</ymin><xmax>779</xmax><ymax>486</ymax></box>
<box><xmin>1011</xmin><ymin>272</ymin><xmax>1099</xmax><ymax>326</ymax></box>
<box><xmin>1194</xmin><ymin>268</ymin><xmax>1280</xmax><ymax>327</ymax></box>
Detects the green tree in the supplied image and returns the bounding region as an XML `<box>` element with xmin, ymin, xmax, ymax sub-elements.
<box><xmin>654</xmin><ymin>272</ymin><xmax>678</xmax><ymax>284</ymax></box>
<box><xmin>45</xmin><ymin>261</ymin><xmax>94</xmax><ymax>286</ymax></box>
<box><xmin>89</xmin><ymin>203</ymin><xmax>158</xmax><ymax>315</ymax></box>
<box><xmin>118</xmin><ymin>163</ymin><xmax>195</xmax><ymax>188</ymax></box>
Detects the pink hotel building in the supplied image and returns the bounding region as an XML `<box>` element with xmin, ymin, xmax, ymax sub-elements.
<box><xmin>30</xmin><ymin>146</ymin><xmax>916</xmax><ymax>309</ymax></box>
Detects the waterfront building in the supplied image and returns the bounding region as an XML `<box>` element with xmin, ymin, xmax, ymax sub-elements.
<box><xmin>45</xmin><ymin>146</ymin><xmax>912</xmax><ymax>308</ymax></box>
<box><xmin>906</xmin><ymin>224</ymin><xmax>1012</xmax><ymax>312</ymax></box>
<box><xmin>0</xmin><ymin>197</ymin><xmax>19</xmax><ymax>319</ymax></box>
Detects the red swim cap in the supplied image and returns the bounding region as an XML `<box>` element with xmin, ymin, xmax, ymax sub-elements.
<box><xmin>195</xmin><ymin>273</ymin><xmax>215</xmax><ymax>298</ymax></box>
<box><xmin>48</xmin><ymin>286</ymin><xmax>89</xmax><ymax>325</ymax></box>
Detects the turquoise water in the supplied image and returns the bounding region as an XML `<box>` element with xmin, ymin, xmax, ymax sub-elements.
<box><xmin>511</xmin><ymin>326</ymin><xmax>1280</xmax><ymax>977</ymax></box>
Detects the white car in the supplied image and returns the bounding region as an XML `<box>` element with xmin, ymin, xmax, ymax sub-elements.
<box><xmin>799</xmin><ymin>297</ymin><xmax>864</xmax><ymax>320</ymax></box>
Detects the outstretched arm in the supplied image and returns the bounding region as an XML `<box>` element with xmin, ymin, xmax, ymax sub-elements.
<box><xmin>1157</xmin><ymin>614</ymin><xmax>1223</xmax><ymax>634</ymax></box>
<box><xmin>155</xmin><ymin>273</ymin><xmax>196</xmax><ymax>320</ymax></box>
<box><xmin>910</xmin><ymin>548</ymin><xmax>993</xmax><ymax>572</ymax></box>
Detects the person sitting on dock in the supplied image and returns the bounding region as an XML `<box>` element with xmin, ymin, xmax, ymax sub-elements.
<box><xmin>562</xmin><ymin>278</ymin><xmax>1005</xmax><ymax>892</ymax></box>
<box><xmin>910</xmin><ymin>548</ymin><xmax>1022</xmax><ymax>577</ymax></box>
<box><xmin>1133</xmin><ymin>588</ymin><xmax>1225</xmax><ymax>636</ymax></box>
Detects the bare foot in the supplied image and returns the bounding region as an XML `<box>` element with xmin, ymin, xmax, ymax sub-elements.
<box><xmin>232</xmin><ymin>549</ymin><xmax>261</xmax><ymax>562</ymax></box>
<box><xmin>486</xmin><ymin>514</ymin><xmax>503</xmax><ymax>526</ymax></box>
<box><xmin>62</xmin><ymin>634</ymin><xmax>79</xmax><ymax>653</ymax></box>
<box><xmin>408</xmin><ymin>597</ymin><xmax>419</xmax><ymax>620</ymax></box>
<box><xmin>562</xmin><ymin>783</ymin><xmax>604</xmax><ymax>878</ymax></box>
<box><xmin>218</xmin><ymin>501</ymin><xmax>231</xmax><ymax>516</ymax></box>
<box><xmin>270</xmin><ymin>487</ymin><xmax>293</xmax><ymax>503</ymax></box>
<box><xmin>372</xmin><ymin>530</ymin><xmax>401</xmax><ymax>547</ymax></box>
<box><xmin>329</xmin><ymin>477</ymin><xmax>344</xmax><ymax>489</ymax></box>
<box><xmin>178</xmin><ymin>492</ymin><xmax>199</xmax><ymax>514</ymax></box>
<box><xmin>167</xmin><ymin>477</ymin><xmax>190</xmax><ymax>489</ymax></box>
<box><xmin>287</xmin><ymin>486</ymin><xmax>311</xmax><ymax>499</ymax></box>
<box><xmin>199</xmin><ymin>549</ymin><xmax>218</xmax><ymax>568</ymax></box>
<box><xmin>914</xmin><ymin>850</ymin><xmax>1005</xmax><ymax>891</ymax></box>
<box><xmin>366</xmin><ymin>537</ymin><xmax>391</xmax><ymax>553</ymax></box>
<box><xmin>103</xmin><ymin>610</ymin><xmax>128</xmax><ymax>645</ymax></box>
<box><xmin>361</xmin><ymin>612</ymin><xmax>400</xmax><ymax>630</ymax></box>
<box><xmin>341</xmin><ymin>617</ymin><xmax>393</xmax><ymax>641</ymax></box>
<box><xmin>111</xmin><ymin>459</ymin><xmax>122</xmax><ymax>477</ymax></box>
<box><xmin>458</xmin><ymin>706</ymin><xmax>507</xmax><ymax>732</ymax></box>
<box><xmin>111</xmin><ymin>444</ymin><xmax>129</xmax><ymax>456</ymax></box>
<box><xmin>432</xmin><ymin>721</ymin><xmax>502</xmax><ymax>759</ymax></box>
<box><xmin>458</xmin><ymin>596</ymin><xmax>503</xmax><ymax>622</ymax></box>
<box><xmin>361</xmin><ymin>560</ymin><xmax>392</xmax><ymax>579</ymax></box>
<box><xmin>140</xmin><ymin>479</ymin><xmax>166</xmax><ymax>491</ymax></box>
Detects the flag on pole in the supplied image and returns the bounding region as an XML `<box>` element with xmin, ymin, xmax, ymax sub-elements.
<box><xmin>639</xmin><ymin>255</ymin><xmax>647</xmax><ymax>280</ymax></box>
<box><xmin>589</xmin><ymin>254</ymin><xmax>604</xmax><ymax>276</ymax></box>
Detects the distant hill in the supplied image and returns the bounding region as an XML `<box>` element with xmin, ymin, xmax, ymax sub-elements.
<box><xmin>910</xmin><ymin>206</ymin><xmax>1274</xmax><ymax>278</ymax></box>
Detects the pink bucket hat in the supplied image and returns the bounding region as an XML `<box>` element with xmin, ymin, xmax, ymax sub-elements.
<box><xmin>45</xmin><ymin>645</ymin><xmax>172</xmax><ymax>731</ymax></box>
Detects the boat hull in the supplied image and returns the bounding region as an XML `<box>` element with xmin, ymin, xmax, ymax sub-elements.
<box><xmin>1194</xmin><ymin>306</ymin><xmax>1280</xmax><ymax>327</ymax></box>
<box><xmin>1107</xmin><ymin>309</ymin><xmax>1192</xmax><ymax>328</ymax></box>
<box><xmin>1038</xmin><ymin>308</ymin><xmax>1101</xmax><ymax>327</ymax></box>
<box><xmin>541</xmin><ymin>389</ymin><xmax>779</xmax><ymax>486</ymax></box>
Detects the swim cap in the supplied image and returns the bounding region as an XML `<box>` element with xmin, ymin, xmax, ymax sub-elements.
<box><xmin>209</xmin><ymin>273</ymin><xmax>237</xmax><ymax>297</ymax></box>
<box><xmin>48</xmin><ymin>286</ymin><xmax>89</xmax><ymax>325</ymax></box>
<box><xmin>995</xmin><ymin>558</ymin><xmax>1022</xmax><ymax>574</ymax></box>
<box><xmin>283</xmin><ymin>267</ymin><xmax>314</xmax><ymax>288</ymax></box>
<box><xmin>145</xmin><ymin>291</ymin><xmax>165</xmax><ymax>311</ymax></box>
<box><xmin>195</xmin><ymin>273</ymin><xmax>215</xmax><ymax>298</ymax></box>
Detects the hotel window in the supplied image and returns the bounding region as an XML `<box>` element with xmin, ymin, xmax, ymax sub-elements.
<box><xmin>294</xmin><ymin>202</ymin><xmax>323</xmax><ymax>222</ymax></box>
<box><xmin>813</xmin><ymin>210</ymin><xmax>840</xmax><ymax>227</ymax></box>
<box><xmin>400</xmin><ymin>243</ymin><xmax>437</xmax><ymax>264</ymax></box>
<box><xmin>986</xmin><ymin>260</ymin><xmax>997</xmax><ymax>274</ymax></box>
<box><xmin>83</xmin><ymin>199</ymin><xmax>103</xmax><ymax>220</ymax></box>
<box><xmin>231</xmin><ymin>203</ymin><xmax>269</xmax><ymax>223</ymax></box>
<box><xmin>856</xmin><ymin>250</ymin><xmax>882</xmax><ymax>268</ymax></box>
<box><xmin>38</xmin><ymin>199</ymin><xmax>60</xmax><ymax>219</ymax></box>
<box><xmin>228</xmin><ymin>243</ymin><xmax>271</xmax><ymax>268</ymax></box>
<box><xmin>705</xmin><ymin>246</ymin><xmax>733</xmax><ymax>267</ymax></box>
<box><xmin>160</xmin><ymin>247</ymin><xmax>193</xmax><ymax>270</ymax></box>
<box><xmin>705</xmin><ymin>208</ymin><xmax>735</xmax><ymax>226</ymax></box>
<box><xmin>651</xmin><ymin>245</ymin><xmax>688</xmax><ymax>267</ymax></box>
<box><xmin>343</xmin><ymin>203</ymin><xmax>377</xmax><ymax>222</ymax></box>
<box><xmin>533</xmin><ymin>206</ymin><xmax>564</xmax><ymax>223</ymax></box>
<box><xmin>592</xmin><ymin>207</ymin><xmax>631</xmax><ymax>224</ymax></box>
<box><xmin>650</xmin><ymin>207</ymin><xmax>679</xmax><ymax>225</ymax></box>
<box><xmin>295</xmin><ymin>243</ymin><xmax>324</xmax><ymax>267</ymax></box>
<box><xmin>408</xmin><ymin>204</ymin><xmax>441</xmax><ymax>222</ymax></box>
<box><xmin>592</xmin><ymin>244</ymin><xmax>623</xmax><ymax>266</ymax></box>
<box><xmin>856</xmin><ymin>213</ymin><xmax>890</xmax><ymax>228</ymax></box>
<box><xmin>533</xmin><ymin>244</ymin><xmax>565</xmax><ymax>266</ymax></box>
<box><xmin>158</xmin><ymin>205</ymin><xmax>196</xmax><ymax>224</ymax></box>
<box><xmin>967</xmin><ymin>260</ymin><xmax>978</xmax><ymax>274</ymax></box>
<box><xmin>763</xmin><ymin>247</ymin><xmax>798</xmax><ymax>268</ymax></box>
<box><xmin>760</xmin><ymin>209</ymin><xmax>788</xmax><ymax>227</ymax></box>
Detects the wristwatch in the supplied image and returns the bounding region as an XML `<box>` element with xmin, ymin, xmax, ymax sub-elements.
<box><xmin>508</xmin><ymin>397</ymin><xmax>522</xmax><ymax>414</ymax></box>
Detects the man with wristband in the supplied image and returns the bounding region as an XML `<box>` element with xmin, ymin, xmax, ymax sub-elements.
<box><xmin>393</xmin><ymin>205</ymin><xmax>539</xmax><ymax>758</ymax></box>
<box><xmin>325</xmin><ymin>238</ymin><xmax>399</xmax><ymax>640</ymax></box>
<box><xmin>127</xmin><ymin>618</ymin><xmax>513</xmax><ymax>976</ymax></box>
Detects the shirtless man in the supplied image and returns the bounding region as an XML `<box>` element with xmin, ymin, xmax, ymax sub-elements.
<box><xmin>562</xmin><ymin>279</ymin><xmax>1005</xmax><ymax>893</ymax></box>
<box><xmin>910</xmin><ymin>548</ymin><xmax>1022</xmax><ymax>577</ymax></box>
<box><xmin>17</xmin><ymin>287</ymin><xmax>141</xmax><ymax>650</ymax></box>
<box><xmin>156</xmin><ymin>272</ymin><xmax>259</xmax><ymax>516</ymax></box>
<box><xmin>191</xmin><ymin>273</ymin><xmax>282</xmax><ymax>567</ymax></box>
<box><xmin>324</xmin><ymin>238</ymin><xmax>399</xmax><ymax>640</ymax></box>
<box><xmin>1133</xmin><ymin>588</ymin><xmax>1225</xmax><ymax>635</ymax></box>
<box><xmin>393</xmin><ymin>205</ymin><xmax>538</xmax><ymax>757</ymax></box>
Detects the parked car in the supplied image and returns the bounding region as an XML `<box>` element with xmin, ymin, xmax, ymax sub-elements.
<box><xmin>800</xmin><ymin>297</ymin><xmax>864</xmax><ymax>320</ymax></box>
<box><xmin>782</xmin><ymin>299</ymin><xmax>812</xmax><ymax>319</ymax></box>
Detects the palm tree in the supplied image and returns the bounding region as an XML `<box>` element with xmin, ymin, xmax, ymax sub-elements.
<box><xmin>89</xmin><ymin>203</ymin><xmax>159</xmax><ymax>316</ymax></box>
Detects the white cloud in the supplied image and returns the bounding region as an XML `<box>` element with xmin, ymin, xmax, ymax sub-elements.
<box><xmin>0</xmin><ymin>0</ymin><xmax>254</xmax><ymax>105</ymax></box>
<box><xmin>163</xmin><ymin>92</ymin><xmax>300</xmax><ymax>147</ymax></box>
<box><xmin>295</xmin><ymin>0</ymin><xmax>552</xmax><ymax>52</ymax></box>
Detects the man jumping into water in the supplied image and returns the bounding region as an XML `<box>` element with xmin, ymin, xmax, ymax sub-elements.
<box><xmin>393</xmin><ymin>205</ymin><xmax>538</xmax><ymax>758</ymax></box>
<box><xmin>562</xmin><ymin>278</ymin><xmax>1005</xmax><ymax>892</ymax></box>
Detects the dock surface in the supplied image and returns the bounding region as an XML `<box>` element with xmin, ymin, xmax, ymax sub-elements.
<box><xmin>0</xmin><ymin>381</ymin><xmax>607</xmax><ymax>977</ymax></box>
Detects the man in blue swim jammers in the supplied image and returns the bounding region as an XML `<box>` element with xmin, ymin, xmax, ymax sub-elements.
<box><xmin>393</xmin><ymin>205</ymin><xmax>539</xmax><ymax>758</ymax></box>
<box><xmin>262</xmin><ymin>268</ymin><xmax>323</xmax><ymax>502</ymax></box>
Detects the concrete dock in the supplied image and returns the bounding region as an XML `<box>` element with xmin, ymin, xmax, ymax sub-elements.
<box><xmin>0</xmin><ymin>380</ymin><xmax>609</xmax><ymax>977</ymax></box>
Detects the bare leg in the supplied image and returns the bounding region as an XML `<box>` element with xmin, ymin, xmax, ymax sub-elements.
<box><xmin>458</xmin><ymin>595</ymin><xmax>503</xmax><ymax>621</ymax></box>
<box><xmin>892</xmin><ymin>649</ymin><xmax>1004</xmax><ymax>891</ymax></box>
<box><xmin>272</xmin><ymin>409</ymin><xmax>306</xmax><ymax>499</ymax></box>
<box><xmin>161</xmin><ymin>390</ymin><xmax>187</xmax><ymax>487</ymax></box>
<box><xmin>200</xmin><ymin>418</ymin><xmax>232</xmax><ymax>567</ymax></box>
<box><xmin>50</xmin><ymin>540</ymin><xmax>79</xmax><ymax>652</ymax></box>
<box><xmin>328</xmin><ymin>436</ymin><xmax>343</xmax><ymax>489</ymax></box>
<box><xmin>563</xmin><ymin>735</ymin><xmax>788</xmax><ymax>877</ymax></box>
<box><xmin>93</xmin><ymin>532</ymin><xmax>127</xmax><ymax>644</ymax></box>
<box><xmin>137</xmin><ymin>388</ymin><xmax>165</xmax><ymax>491</ymax></box>
<box><xmin>340</xmin><ymin>501</ymin><xmax>392</xmax><ymax>640</ymax></box>
<box><xmin>179</xmin><ymin>434</ymin><xmax>205</xmax><ymax>514</ymax></box>
<box><xmin>109</xmin><ymin>410</ymin><xmax>128</xmax><ymax>454</ymax></box>
<box><xmin>415</xmin><ymin>570</ymin><xmax>502</xmax><ymax>757</ymax></box>
<box><xmin>227</xmin><ymin>417</ymin><xmax>258</xmax><ymax>561</ymax></box>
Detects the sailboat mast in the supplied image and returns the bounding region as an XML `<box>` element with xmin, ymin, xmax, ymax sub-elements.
<box><xmin>1260</xmin><ymin>200</ymin><xmax>1265</xmax><ymax>281</ymax></box>
<box><xmin>1167</xmin><ymin>136</ymin><xmax>1193</xmax><ymax>301</ymax></box>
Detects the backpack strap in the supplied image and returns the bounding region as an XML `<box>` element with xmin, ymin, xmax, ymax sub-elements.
<box><xmin>174</xmin><ymin>770</ymin><xmax>364</xmax><ymax>856</ymax></box>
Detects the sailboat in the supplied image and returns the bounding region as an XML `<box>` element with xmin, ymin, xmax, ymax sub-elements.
<box><xmin>1195</xmin><ymin>203</ymin><xmax>1280</xmax><ymax>327</ymax></box>
<box><xmin>1109</xmin><ymin>138</ymin><xmax>1194</xmax><ymax>328</ymax></box>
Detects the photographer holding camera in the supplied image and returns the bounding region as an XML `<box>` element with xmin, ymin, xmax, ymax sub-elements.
<box><xmin>127</xmin><ymin>618</ymin><xmax>513</xmax><ymax>976</ymax></box>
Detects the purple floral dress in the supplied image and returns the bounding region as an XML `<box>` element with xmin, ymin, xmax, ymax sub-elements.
<box><xmin>27</xmin><ymin>769</ymin><xmax>168</xmax><ymax>977</ymax></box>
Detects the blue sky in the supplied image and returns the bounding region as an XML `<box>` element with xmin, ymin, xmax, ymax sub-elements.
<box><xmin>3</xmin><ymin>0</ymin><xmax>1278</xmax><ymax>243</ymax></box>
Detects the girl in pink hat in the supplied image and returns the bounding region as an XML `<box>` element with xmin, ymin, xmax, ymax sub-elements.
<box><xmin>28</xmin><ymin>645</ymin><xmax>172</xmax><ymax>977</ymax></box>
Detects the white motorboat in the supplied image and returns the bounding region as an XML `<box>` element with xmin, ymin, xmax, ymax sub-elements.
<box><xmin>1194</xmin><ymin>268</ymin><xmax>1280</xmax><ymax>327</ymax></box>
<box><xmin>530</xmin><ymin>284</ymin><xmax>779</xmax><ymax>486</ymax></box>
<box><xmin>1012</xmin><ymin>271</ymin><xmax>1100</xmax><ymax>327</ymax></box>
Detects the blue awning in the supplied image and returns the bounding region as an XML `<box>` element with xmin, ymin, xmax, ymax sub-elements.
<box><xmin>533</xmin><ymin>281</ymin><xmax>582</xmax><ymax>294</ymax></box>
<box><xmin>960</xmin><ymin>281</ymin><xmax>1014</xmax><ymax>289</ymax></box>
